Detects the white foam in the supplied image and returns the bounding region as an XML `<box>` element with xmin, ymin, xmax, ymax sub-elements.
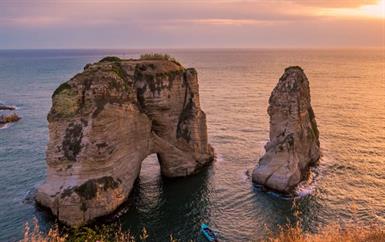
<box><xmin>295</xmin><ymin>167</ymin><xmax>320</xmax><ymax>197</ymax></box>
<box><xmin>295</xmin><ymin>184</ymin><xmax>315</xmax><ymax>197</ymax></box>
<box><xmin>0</xmin><ymin>123</ymin><xmax>11</xmax><ymax>130</ymax></box>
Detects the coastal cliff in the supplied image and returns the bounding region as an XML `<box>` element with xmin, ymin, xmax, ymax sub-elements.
<box><xmin>36</xmin><ymin>56</ymin><xmax>214</xmax><ymax>227</ymax></box>
<box><xmin>252</xmin><ymin>66</ymin><xmax>320</xmax><ymax>192</ymax></box>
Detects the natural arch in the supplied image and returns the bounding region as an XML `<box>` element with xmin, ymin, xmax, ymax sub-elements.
<box><xmin>36</xmin><ymin>57</ymin><xmax>214</xmax><ymax>227</ymax></box>
<box><xmin>140</xmin><ymin>153</ymin><xmax>161</xmax><ymax>178</ymax></box>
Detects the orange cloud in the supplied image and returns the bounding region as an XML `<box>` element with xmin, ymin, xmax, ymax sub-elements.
<box><xmin>0</xmin><ymin>0</ymin><xmax>383</xmax><ymax>48</ymax></box>
<box><xmin>289</xmin><ymin>0</ymin><xmax>379</xmax><ymax>8</ymax></box>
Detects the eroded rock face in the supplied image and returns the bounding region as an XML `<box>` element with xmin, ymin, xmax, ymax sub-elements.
<box><xmin>36</xmin><ymin>57</ymin><xmax>214</xmax><ymax>226</ymax></box>
<box><xmin>252</xmin><ymin>66</ymin><xmax>320</xmax><ymax>193</ymax></box>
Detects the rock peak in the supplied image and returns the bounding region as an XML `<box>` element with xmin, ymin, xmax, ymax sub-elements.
<box><xmin>252</xmin><ymin>66</ymin><xmax>320</xmax><ymax>193</ymax></box>
<box><xmin>36</xmin><ymin>57</ymin><xmax>214</xmax><ymax>226</ymax></box>
<box><xmin>284</xmin><ymin>66</ymin><xmax>304</xmax><ymax>73</ymax></box>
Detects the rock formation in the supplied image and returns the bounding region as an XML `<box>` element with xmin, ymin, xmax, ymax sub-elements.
<box><xmin>0</xmin><ymin>113</ymin><xmax>21</xmax><ymax>124</ymax></box>
<box><xmin>36</xmin><ymin>56</ymin><xmax>214</xmax><ymax>227</ymax></box>
<box><xmin>0</xmin><ymin>103</ymin><xmax>21</xmax><ymax>128</ymax></box>
<box><xmin>0</xmin><ymin>104</ymin><xmax>16</xmax><ymax>110</ymax></box>
<box><xmin>252</xmin><ymin>66</ymin><xmax>320</xmax><ymax>193</ymax></box>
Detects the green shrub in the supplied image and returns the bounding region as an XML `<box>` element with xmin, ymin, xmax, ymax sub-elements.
<box><xmin>139</xmin><ymin>53</ymin><xmax>181</xmax><ymax>65</ymax></box>
<box><xmin>99</xmin><ymin>56</ymin><xmax>122</xmax><ymax>63</ymax></box>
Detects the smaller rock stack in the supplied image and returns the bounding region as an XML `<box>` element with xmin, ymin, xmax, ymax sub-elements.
<box><xmin>0</xmin><ymin>104</ymin><xmax>21</xmax><ymax>128</ymax></box>
<box><xmin>252</xmin><ymin>66</ymin><xmax>320</xmax><ymax>192</ymax></box>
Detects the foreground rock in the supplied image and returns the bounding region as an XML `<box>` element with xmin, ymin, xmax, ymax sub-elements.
<box><xmin>252</xmin><ymin>66</ymin><xmax>320</xmax><ymax>193</ymax></box>
<box><xmin>0</xmin><ymin>113</ymin><xmax>21</xmax><ymax>129</ymax></box>
<box><xmin>0</xmin><ymin>113</ymin><xmax>20</xmax><ymax>123</ymax></box>
<box><xmin>36</xmin><ymin>56</ymin><xmax>214</xmax><ymax>227</ymax></box>
<box><xmin>0</xmin><ymin>104</ymin><xmax>16</xmax><ymax>110</ymax></box>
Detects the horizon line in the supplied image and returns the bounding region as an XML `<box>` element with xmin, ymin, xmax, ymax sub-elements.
<box><xmin>0</xmin><ymin>46</ymin><xmax>384</xmax><ymax>51</ymax></box>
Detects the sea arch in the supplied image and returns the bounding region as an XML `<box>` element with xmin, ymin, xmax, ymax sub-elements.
<box><xmin>36</xmin><ymin>57</ymin><xmax>214</xmax><ymax>227</ymax></box>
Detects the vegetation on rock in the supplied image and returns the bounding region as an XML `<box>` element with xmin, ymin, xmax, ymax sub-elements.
<box><xmin>99</xmin><ymin>56</ymin><xmax>122</xmax><ymax>63</ymax></box>
<box><xmin>49</xmin><ymin>83</ymin><xmax>78</xmax><ymax>120</ymax></box>
<box><xmin>52</xmin><ymin>83</ymin><xmax>72</xmax><ymax>98</ymax></box>
<box><xmin>140</xmin><ymin>53</ymin><xmax>181</xmax><ymax>65</ymax></box>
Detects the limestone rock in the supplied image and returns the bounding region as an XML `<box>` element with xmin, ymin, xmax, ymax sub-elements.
<box><xmin>0</xmin><ymin>113</ymin><xmax>21</xmax><ymax>124</ymax></box>
<box><xmin>36</xmin><ymin>57</ymin><xmax>214</xmax><ymax>227</ymax></box>
<box><xmin>252</xmin><ymin>66</ymin><xmax>320</xmax><ymax>192</ymax></box>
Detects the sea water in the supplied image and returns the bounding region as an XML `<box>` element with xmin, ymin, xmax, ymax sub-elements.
<box><xmin>0</xmin><ymin>49</ymin><xmax>384</xmax><ymax>241</ymax></box>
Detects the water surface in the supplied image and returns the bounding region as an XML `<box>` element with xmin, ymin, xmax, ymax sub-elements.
<box><xmin>0</xmin><ymin>49</ymin><xmax>384</xmax><ymax>241</ymax></box>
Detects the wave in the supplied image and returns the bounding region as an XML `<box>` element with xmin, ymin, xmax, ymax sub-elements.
<box><xmin>0</xmin><ymin>123</ymin><xmax>11</xmax><ymax>130</ymax></box>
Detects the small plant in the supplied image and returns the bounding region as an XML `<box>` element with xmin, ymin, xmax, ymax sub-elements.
<box><xmin>23</xmin><ymin>218</ymin><xmax>67</xmax><ymax>242</ymax></box>
<box><xmin>99</xmin><ymin>56</ymin><xmax>121</xmax><ymax>63</ymax></box>
<box><xmin>169</xmin><ymin>234</ymin><xmax>179</xmax><ymax>242</ymax></box>
<box><xmin>139</xmin><ymin>227</ymin><xmax>149</xmax><ymax>241</ymax></box>
<box><xmin>139</xmin><ymin>53</ymin><xmax>181</xmax><ymax>65</ymax></box>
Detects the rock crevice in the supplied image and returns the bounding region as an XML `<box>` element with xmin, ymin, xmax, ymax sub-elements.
<box><xmin>36</xmin><ymin>57</ymin><xmax>214</xmax><ymax>226</ymax></box>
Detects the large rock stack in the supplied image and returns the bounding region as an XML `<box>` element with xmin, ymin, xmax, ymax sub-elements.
<box><xmin>36</xmin><ymin>56</ymin><xmax>214</xmax><ymax>226</ymax></box>
<box><xmin>252</xmin><ymin>66</ymin><xmax>320</xmax><ymax>192</ymax></box>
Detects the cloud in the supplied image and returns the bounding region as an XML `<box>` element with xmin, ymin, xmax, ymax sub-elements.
<box><xmin>0</xmin><ymin>0</ymin><xmax>383</xmax><ymax>48</ymax></box>
<box><xmin>0</xmin><ymin>0</ymin><xmax>317</xmax><ymax>28</ymax></box>
<box><xmin>289</xmin><ymin>0</ymin><xmax>379</xmax><ymax>8</ymax></box>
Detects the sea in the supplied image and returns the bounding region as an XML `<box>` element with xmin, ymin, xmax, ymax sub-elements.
<box><xmin>0</xmin><ymin>49</ymin><xmax>384</xmax><ymax>241</ymax></box>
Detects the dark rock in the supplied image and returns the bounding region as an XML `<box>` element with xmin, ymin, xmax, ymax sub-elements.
<box><xmin>0</xmin><ymin>104</ymin><xmax>16</xmax><ymax>111</ymax></box>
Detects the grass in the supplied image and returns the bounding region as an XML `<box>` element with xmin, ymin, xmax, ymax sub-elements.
<box><xmin>21</xmin><ymin>217</ymin><xmax>385</xmax><ymax>242</ymax></box>
<box><xmin>263</xmin><ymin>202</ymin><xmax>385</xmax><ymax>242</ymax></box>
<box><xmin>99</xmin><ymin>56</ymin><xmax>122</xmax><ymax>63</ymax></box>
<box><xmin>22</xmin><ymin>219</ymin><xmax>181</xmax><ymax>242</ymax></box>
<box><xmin>52</xmin><ymin>83</ymin><xmax>72</xmax><ymax>98</ymax></box>
<box><xmin>21</xmin><ymin>201</ymin><xmax>385</xmax><ymax>242</ymax></box>
<box><xmin>265</xmin><ymin>222</ymin><xmax>385</xmax><ymax>242</ymax></box>
<box><xmin>139</xmin><ymin>53</ymin><xmax>181</xmax><ymax>65</ymax></box>
<box><xmin>49</xmin><ymin>84</ymin><xmax>78</xmax><ymax>120</ymax></box>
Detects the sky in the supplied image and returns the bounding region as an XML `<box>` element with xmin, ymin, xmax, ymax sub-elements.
<box><xmin>0</xmin><ymin>0</ymin><xmax>384</xmax><ymax>49</ymax></box>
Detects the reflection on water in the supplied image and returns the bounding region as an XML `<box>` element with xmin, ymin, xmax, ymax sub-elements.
<box><xmin>119</xmin><ymin>154</ymin><xmax>212</xmax><ymax>241</ymax></box>
<box><xmin>0</xmin><ymin>49</ymin><xmax>384</xmax><ymax>241</ymax></box>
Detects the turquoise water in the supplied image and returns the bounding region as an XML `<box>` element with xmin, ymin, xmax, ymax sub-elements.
<box><xmin>0</xmin><ymin>49</ymin><xmax>384</xmax><ymax>241</ymax></box>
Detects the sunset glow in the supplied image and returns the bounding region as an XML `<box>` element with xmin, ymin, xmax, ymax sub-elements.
<box><xmin>361</xmin><ymin>0</ymin><xmax>385</xmax><ymax>17</ymax></box>
<box><xmin>1</xmin><ymin>0</ymin><xmax>385</xmax><ymax>241</ymax></box>
<box><xmin>318</xmin><ymin>0</ymin><xmax>385</xmax><ymax>18</ymax></box>
<box><xmin>0</xmin><ymin>0</ymin><xmax>384</xmax><ymax>48</ymax></box>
